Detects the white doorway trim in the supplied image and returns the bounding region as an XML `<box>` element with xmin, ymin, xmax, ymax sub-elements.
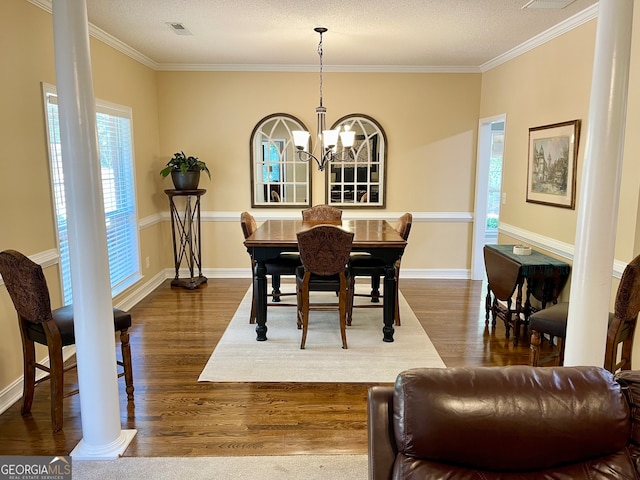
<box><xmin>471</xmin><ymin>113</ymin><xmax>507</xmax><ymax>280</ymax></box>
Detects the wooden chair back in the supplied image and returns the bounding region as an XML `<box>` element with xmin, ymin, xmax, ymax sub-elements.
<box><xmin>605</xmin><ymin>254</ymin><xmax>640</xmax><ymax>372</ymax></box>
<box><xmin>297</xmin><ymin>225</ymin><xmax>353</xmax><ymax>276</ymax></box>
<box><xmin>0</xmin><ymin>250</ymin><xmax>53</xmax><ymax>325</ymax></box>
<box><xmin>301</xmin><ymin>204</ymin><xmax>342</xmax><ymax>221</ymax></box>
<box><xmin>241</xmin><ymin>211</ymin><xmax>258</xmax><ymax>239</ymax></box>
<box><xmin>394</xmin><ymin>213</ymin><xmax>413</xmax><ymax>241</ymax></box>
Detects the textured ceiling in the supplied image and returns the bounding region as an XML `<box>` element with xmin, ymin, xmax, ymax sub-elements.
<box><xmin>74</xmin><ymin>0</ymin><xmax>600</xmax><ymax>70</ymax></box>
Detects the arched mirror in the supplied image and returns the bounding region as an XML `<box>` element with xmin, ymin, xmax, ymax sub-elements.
<box><xmin>326</xmin><ymin>114</ymin><xmax>386</xmax><ymax>207</ymax></box>
<box><xmin>250</xmin><ymin>114</ymin><xmax>312</xmax><ymax>207</ymax></box>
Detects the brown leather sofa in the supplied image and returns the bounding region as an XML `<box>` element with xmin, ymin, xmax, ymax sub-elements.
<box><xmin>368</xmin><ymin>365</ymin><xmax>640</xmax><ymax>479</ymax></box>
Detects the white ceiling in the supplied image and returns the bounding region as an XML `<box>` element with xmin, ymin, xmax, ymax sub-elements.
<box><xmin>36</xmin><ymin>0</ymin><xmax>600</xmax><ymax>71</ymax></box>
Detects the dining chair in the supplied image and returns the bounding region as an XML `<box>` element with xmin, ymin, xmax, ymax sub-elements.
<box><xmin>240</xmin><ymin>212</ymin><xmax>300</xmax><ymax>323</ymax></box>
<box><xmin>0</xmin><ymin>249</ymin><xmax>134</xmax><ymax>432</ymax></box>
<box><xmin>347</xmin><ymin>213</ymin><xmax>412</xmax><ymax>327</ymax></box>
<box><xmin>296</xmin><ymin>224</ymin><xmax>354</xmax><ymax>349</ymax></box>
<box><xmin>529</xmin><ymin>253</ymin><xmax>640</xmax><ymax>373</ymax></box>
<box><xmin>301</xmin><ymin>204</ymin><xmax>342</xmax><ymax>221</ymax></box>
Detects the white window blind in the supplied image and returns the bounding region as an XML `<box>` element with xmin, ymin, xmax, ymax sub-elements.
<box><xmin>42</xmin><ymin>83</ymin><xmax>140</xmax><ymax>305</ymax></box>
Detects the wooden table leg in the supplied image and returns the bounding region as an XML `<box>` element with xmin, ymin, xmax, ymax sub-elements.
<box><xmin>513</xmin><ymin>281</ymin><xmax>523</xmax><ymax>346</ymax></box>
<box><xmin>504</xmin><ymin>298</ymin><xmax>512</xmax><ymax>339</ymax></box>
<box><xmin>254</xmin><ymin>262</ymin><xmax>268</xmax><ymax>341</ymax></box>
<box><xmin>382</xmin><ymin>265</ymin><xmax>396</xmax><ymax>342</ymax></box>
<box><xmin>485</xmin><ymin>286</ymin><xmax>492</xmax><ymax>326</ymax></box>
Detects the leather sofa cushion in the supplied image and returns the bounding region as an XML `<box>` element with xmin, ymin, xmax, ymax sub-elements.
<box><xmin>393</xmin><ymin>450</ymin><xmax>639</xmax><ymax>480</ymax></box>
<box><xmin>393</xmin><ymin>366</ymin><xmax>630</xmax><ymax>472</ymax></box>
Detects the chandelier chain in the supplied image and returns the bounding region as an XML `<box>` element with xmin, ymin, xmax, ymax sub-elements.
<box><xmin>318</xmin><ymin>31</ymin><xmax>324</xmax><ymax>108</ymax></box>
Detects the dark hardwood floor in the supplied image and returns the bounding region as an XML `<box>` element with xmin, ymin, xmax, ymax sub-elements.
<box><xmin>0</xmin><ymin>278</ymin><xmax>538</xmax><ymax>457</ymax></box>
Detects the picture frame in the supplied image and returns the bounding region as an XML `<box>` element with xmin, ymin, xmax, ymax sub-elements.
<box><xmin>526</xmin><ymin>119</ymin><xmax>581</xmax><ymax>209</ymax></box>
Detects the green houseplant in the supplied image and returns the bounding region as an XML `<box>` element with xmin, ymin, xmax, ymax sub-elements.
<box><xmin>160</xmin><ymin>151</ymin><xmax>211</xmax><ymax>190</ymax></box>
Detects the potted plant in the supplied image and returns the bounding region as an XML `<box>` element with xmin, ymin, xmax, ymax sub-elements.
<box><xmin>160</xmin><ymin>151</ymin><xmax>211</xmax><ymax>190</ymax></box>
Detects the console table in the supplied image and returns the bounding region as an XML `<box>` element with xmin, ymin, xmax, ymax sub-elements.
<box><xmin>165</xmin><ymin>189</ymin><xmax>207</xmax><ymax>289</ymax></box>
<box><xmin>483</xmin><ymin>244</ymin><xmax>570</xmax><ymax>344</ymax></box>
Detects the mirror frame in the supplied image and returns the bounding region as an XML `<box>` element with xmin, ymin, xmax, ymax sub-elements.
<box><xmin>250</xmin><ymin>113</ymin><xmax>312</xmax><ymax>208</ymax></box>
<box><xmin>325</xmin><ymin>114</ymin><xmax>387</xmax><ymax>208</ymax></box>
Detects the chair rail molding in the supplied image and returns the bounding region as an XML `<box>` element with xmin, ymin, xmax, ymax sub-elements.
<box><xmin>499</xmin><ymin>222</ymin><xmax>626</xmax><ymax>279</ymax></box>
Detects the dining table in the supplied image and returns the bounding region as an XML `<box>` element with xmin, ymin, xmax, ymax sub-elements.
<box><xmin>243</xmin><ymin>219</ymin><xmax>407</xmax><ymax>343</ymax></box>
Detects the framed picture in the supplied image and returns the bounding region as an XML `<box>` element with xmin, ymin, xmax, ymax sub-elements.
<box><xmin>526</xmin><ymin>119</ymin><xmax>581</xmax><ymax>209</ymax></box>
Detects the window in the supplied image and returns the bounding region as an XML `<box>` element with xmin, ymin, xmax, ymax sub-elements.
<box><xmin>487</xmin><ymin>122</ymin><xmax>504</xmax><ymax>232</ymax></box>
<box><xmin>42</xmin><ymin>83</ymin><xmax>140</xmax><ymax>305</ymax></box>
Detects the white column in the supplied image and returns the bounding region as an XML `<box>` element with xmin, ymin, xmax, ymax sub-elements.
<box><xmin>564</xmin><ymin>0</ymin><xmax>633</xmax><ymax>367</ymax></box>
<box><xmin>51</xmin><ymin>0</ymin><xmax>136</xmax><ymax>459</ymax></box>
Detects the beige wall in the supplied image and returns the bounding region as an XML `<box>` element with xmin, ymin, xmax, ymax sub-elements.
<box><xmin>480</xmin><ymin>20</ymin><xmax>596</xmax><ymax>246</ymax></box>
<box><xmin>156</xmin><ymin>71</ymin><xmax>482</xmax><ymax>270</ymax></box>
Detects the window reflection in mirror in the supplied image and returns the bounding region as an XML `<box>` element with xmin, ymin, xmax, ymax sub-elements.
<box><xmin>327</xmin><ymin>114</ymin><xmax>386</xmax><ymax>207</ymax></box>
<box><xmin>250</xmin><ymin>114</ymin><xmax>311</xmax><ymax>207</ymax></box>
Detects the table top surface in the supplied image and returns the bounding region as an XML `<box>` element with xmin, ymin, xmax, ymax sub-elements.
<box><xmin>485</xmin><ymin>244</ymin><xmax>570</xmax><ymax>267</ymax></box>
<box><xmin>164</xmin><ymin>189</ymin><xmax>207</xmax><ymax>196</ymax></box>
<box><xmin>244</xmin><ymin>219</ymin><xmax>406</xmax><ymax>248</ymax></box>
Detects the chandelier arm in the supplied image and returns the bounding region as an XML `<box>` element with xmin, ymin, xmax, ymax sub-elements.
<box><xmin>331</xmin><ymin>149</ymin><xmax>354</xmax><ymax>162</ymax></box>
<box><xmin>296</xmin><ymin>150</ymin><xmax>323</xmax><ymax>170</ymax></box>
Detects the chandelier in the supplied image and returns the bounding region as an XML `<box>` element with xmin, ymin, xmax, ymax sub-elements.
<box><xmin>293</xmin><ymin>27</ymin><xmax>355</xmax><ymax>172</ymax></box>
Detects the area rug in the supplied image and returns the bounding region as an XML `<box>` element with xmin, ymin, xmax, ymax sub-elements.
<box><xmin>198</xmin><ymin>286</ymin><xmax>445</xmax><ymax>383</ymax></box>
<box><xmin>73</xmin><ymin>454</ymin><xmax>368</xmax><ymax>480</ymax></box>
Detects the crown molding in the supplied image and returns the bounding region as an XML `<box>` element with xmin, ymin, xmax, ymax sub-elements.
<box><xmin>28</xmin><ymin>0</ymin><xmax>595</xmax><ymax>74</ymax></box>
<box><xmin>480</xmin><ymin>3</ymin><xmax>598</xmax><ymax>72</ymax></box>
<box><xmin>27</xmin><ymin>0</ymin><xmax>158</xmax><ymax>70</ymax></box>
<box><xmin>155</xmin><ymin>63</ymin><xmax>482</xmax><ymax>74</ymax></box>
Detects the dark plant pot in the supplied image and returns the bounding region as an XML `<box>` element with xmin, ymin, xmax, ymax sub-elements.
<box><xmin>171</xmin><ymin>170</ymin><xmax>200</xmax><ymax>190</ymax></box>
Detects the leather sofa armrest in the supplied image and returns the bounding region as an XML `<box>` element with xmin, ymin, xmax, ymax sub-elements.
<box><xmin>368</xmin><ymin>386</ymin><xmax>396</xmax><ymax>480</ymax></box>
